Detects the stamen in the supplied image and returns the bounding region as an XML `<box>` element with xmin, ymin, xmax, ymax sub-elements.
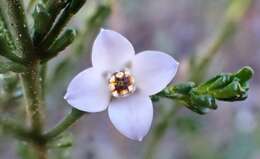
<box><xmin>108</xmin><ymin>83</ymin><xmax>116</xmax><ymax>90</ymax></box>
<box><xmin>108</xmin><ymin>70</ymin><xmax>136</xmax><ymax>97</ymax></box>
<box><xmin>128</xmin><ymin>85</ymin><xmax>134</xmax><ymax>92</ymax></box>
<box><xmin>112</xmin><ymin>91</ymin><xmax>119</xmax><ymax>97</ymax></box>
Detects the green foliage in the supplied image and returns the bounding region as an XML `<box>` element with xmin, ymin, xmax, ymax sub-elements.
<box><xmin>39</xmin><ymin>0</ymin><xmax>86</xmax><ymax>49</ymax></box>
<box><xmin>157</xmin><ymin>66</ymin><xmax>254</xmax><ymax>114</ymax></box>
<box><xmin>42</xmin><ymin>28</ymin><xmax>77</xmax><ymax>61</ymax></box>
<box><xmin>0</xmin><ymin>16</ymin><xmax>25</xmax><ymax>65</ymax></box>
<box><xmin>0</xmin><ymin>56</ymin><xmax>26</xmax><ymax>73</ymax></box>
<box><xmin>32</xmin><ymin>3</ymin><xmax>51</xmax><ymax>44</ymax></box>
<box><xmin>197</xmin><ymin>66</ymin><xmax>253</xmax><ymax>101</ymax></box>
<box><xmin>0</xmin><ymin>0</ymin><xmax>33</xmax><ymax>59</ymax></box>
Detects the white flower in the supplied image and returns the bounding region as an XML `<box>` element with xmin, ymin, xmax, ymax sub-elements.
<box><xmin>64</xmin><ymin>29</ymin><xmax>179</xmax><ymax>141</ymax></box>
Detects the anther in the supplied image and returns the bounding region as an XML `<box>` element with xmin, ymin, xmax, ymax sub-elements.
<box><xmin>108</xmin><ymin>70</ymin><xmax>136</xmax><ymax>97</ymax></box>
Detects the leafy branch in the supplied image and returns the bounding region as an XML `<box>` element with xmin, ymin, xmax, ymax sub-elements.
<box><xmin>157</xmin><ymin>66</ymin><xmax>253</xmax><ymax>114</ymax></box>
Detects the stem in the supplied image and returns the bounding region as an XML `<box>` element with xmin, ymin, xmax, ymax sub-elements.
<box><xmin>44</xmin><ymin>108</ymin><xmax>85</xmax><ymax>140</ymax></box>
<box><xmin>1</xmin><ymin>1</ymin><xmax>48</xmax><ymax>157</ymax></box>
<box><xmin>21</xmin><ymin>60</ymin><xmax>43</xmax><ymax>133</ymax></box>
<box><xmin>40</xmin><ymin>64</ymin><xmax>47</xmax><ymax>103</ymax></box>
<box><xmin>21</xmin><ymin>59</ymin><xmax>47</xmax><ymax>159</ymax></box>
<box><xmin>34</xmin><ymin>144</ymin><xmax>47</xmax><ymax>159</ymax></box>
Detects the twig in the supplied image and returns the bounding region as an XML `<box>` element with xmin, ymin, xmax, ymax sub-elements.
<box><xmin>44</xmin><ymin>108</ymin><xmax>85</xmax><ymax>140</ymax></box>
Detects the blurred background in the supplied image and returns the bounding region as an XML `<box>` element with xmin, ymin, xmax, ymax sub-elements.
<box><xmin>0</xmin><ymin>0</ymin><xmax>260</xmax><ymax>159</ymax></box>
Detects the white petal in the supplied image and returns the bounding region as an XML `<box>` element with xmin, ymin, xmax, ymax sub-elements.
<box><xmin>108</xmin><ymin>92</ymin><xmax>153</xmax><ymax>141</ymax></box>
<box><xmin>92</xmin><ymin>29</ymin><xmax>135</xmax><ymax>72</ymax></box>
<box><xmin>64</xmin><ymin>68</ymin><xmax>111</xmax><ymax>113</ymax></box>
<box><xmin>132</xmin><ymin>51</ymin><xmax>179</xmax><ymax>95</ymax></box>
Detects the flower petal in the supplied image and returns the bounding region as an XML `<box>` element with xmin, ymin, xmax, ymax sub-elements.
<box><xmin>92</xmin><ymin>29</ymin><xmax>135</xmax><ymax>72</ymax></box>
<box><xmin>108</xmin><ymin>92</ymin><xmax>153</xmax><ymax>141</ymax></box>
<box><xmin>64</xmin><ymin>68</ymin><xmax>110</xmax><ymax>112</ymax></box>
<box><xmin>131</xmin><ymin>51</ymin><xmax>179</xmax><ymax>95</ymax></box>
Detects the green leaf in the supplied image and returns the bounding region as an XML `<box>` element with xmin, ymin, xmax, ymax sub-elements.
<box><xmin>234</xmin><ymin>66</ymin><xmax>254</xmax><ymax>83</ymax></box>
<box><xmin>42</xmin><ymin>28</ymin><xmax>77</xmax><ymax>62</ymax></box>
<box><xmin>156</xmin><ymin>66</ymin><xmax>254</xmax><ymax>114</ymax></box>
<box><xmin>69</xmin><ymin>0</ymin><xmax>87</xmax><ymax>14</ymax></box>
<box><xmin>39</xmin><ymin>0</ymin><xmax>86</xmax><ymax>49</ymax></box>
<box><xmin>0</xmin><ymin>56</ymin><xmax>26</xmax><ymax>73</ymax></box>
<box><xmin>190</xmin><ymin>92</ymin><xmax>217</xmax><ymax>110</ymax></box>
<box><xmin>32</xmin><ymin>3</ymin><xmax>51</xmax><ymax>43</ymax></box>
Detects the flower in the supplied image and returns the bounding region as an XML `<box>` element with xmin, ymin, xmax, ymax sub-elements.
<box><xmin>64</xmin><ymin>29</ymin><xmax>179</xmax><ymax>141</ymax></box>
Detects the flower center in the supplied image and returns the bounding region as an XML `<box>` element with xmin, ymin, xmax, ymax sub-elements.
<box><xmin>108</xmin><ymin>70</ymin><xmax>136</xmax><ymax>97</ymax></box>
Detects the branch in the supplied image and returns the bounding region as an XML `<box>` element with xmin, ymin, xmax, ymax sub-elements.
<box><xmin>145</xmin><ymin>66</ymin><xmax>254</xmax><ymax>159</ymax></box>
<box><xmin>156</xmin><ymin>66</ymin><xmax>254</xmax><ymax>114</ymax></box>
<box><xmin>43</xmin><ymin>108</ymin><xmax>85</xmax><ymax>140</ymax></box>
<box><xmin>21</xmin><ymin>60</ymin><xmax>44</xmax><ymax>134</ymax></box>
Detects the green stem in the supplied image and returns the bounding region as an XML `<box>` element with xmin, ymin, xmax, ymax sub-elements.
<box><xmin>44</xmin><ymin>108</ymin><xmax>85</xmax><ymax>140</ymax></box>
<box><xmin>34</xmin><ymin>144</ymin><xmax>47</xmax><ymax>159</ymax></box>
<box><xmin>40</xmin><ymin>64</ymin><xmax>47</xmax><ymax>103</ymax></box>
<box><xmin>21</xmin><ymin>60</ymin><xmax>43</xmax><ymax>134</ymax></box>
<box><xmin>21</xmin><ymin>59</ymin><xmax>47</xmax><ymax>159</ymax></box>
